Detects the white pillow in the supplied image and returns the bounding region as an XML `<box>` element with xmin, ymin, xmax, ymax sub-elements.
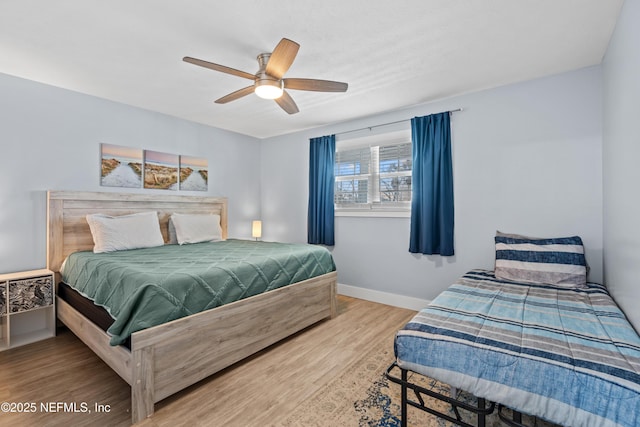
<box><xmin>86</xmin><ymin>211</ymin><xmax>164</xmax><ymax>253</ymax></box>
<box><xmin>167</xmin><ymin>217</ymin><xmax>178</xmax><ymax>244</ymax></box>
<box><xmin>170</xmin><ymin>213</ymin><xmax>223</xmax><ymax>245</ymax></box>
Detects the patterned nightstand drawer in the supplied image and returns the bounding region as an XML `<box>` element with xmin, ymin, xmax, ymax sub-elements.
<box><xmin>0</xmin><ymin>283</ymin><xmax>5</xmax><ymax>315</ymax></box>
<box><xmin>0</xmin><ymin>269</ymin><xmax>55</xmax><ymax>351</ymax></box>
<box><xmin>8</xmin><ymin>275</ymin><xmax>53</xmax><ymax>313</ymax></box>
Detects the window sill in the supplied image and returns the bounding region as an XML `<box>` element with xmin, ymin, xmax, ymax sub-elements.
<box><xmin>335</xmin><ymin>209</ymin><xmax>410</xmax><ymax>218</ymax></box>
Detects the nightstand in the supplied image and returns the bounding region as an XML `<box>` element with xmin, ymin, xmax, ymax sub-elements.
<box><xmin>0</xmin><ymin>269</ymin><xmax>55</xmax><ymax>351</ymax></box>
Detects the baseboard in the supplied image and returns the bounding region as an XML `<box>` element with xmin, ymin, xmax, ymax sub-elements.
<box><xmin>337</xmin><ymin>283</ymin><xmax>430</xmax><ymax>312</ymax></box>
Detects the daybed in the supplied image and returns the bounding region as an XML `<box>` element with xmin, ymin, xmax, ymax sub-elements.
<box><xmin>47</xmin><ymin>191</ymin><xmax>337</xmax><ymax>423</ymax></box>
<box><xmin>389</xmin><ymin>235</ymin><xmax>640</xmax><ymax>427</ymax></box>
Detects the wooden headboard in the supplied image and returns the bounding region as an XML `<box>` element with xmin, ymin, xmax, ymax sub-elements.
<box><xmin>47</xmin><ymin>191</ymin><xmax>228</xmax><ymax>274</ymax></box>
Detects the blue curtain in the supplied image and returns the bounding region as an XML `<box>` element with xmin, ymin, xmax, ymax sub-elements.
<box><xmin>409</xmin><ymin>112</ymin><xmax>454</xmax><ymax>255</ymax></box>
<box><xmin>308</xmin><ymin>135</ymin><xmax>336</xmax><ymax>245</ymax></box>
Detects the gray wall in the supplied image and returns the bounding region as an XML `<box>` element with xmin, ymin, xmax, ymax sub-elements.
<box><xmin>0</xmin><ymin>73</ymin><xmax>261</xmax><ymax>274</ymax></box>
<box><xmin>261</xmin><ymin>66</ymin><xmax>603</xmax><ymax>301</ymax></box>
<box><xmin>0</xmin><ymin>60</ymin><xmax>607</xmax><ymax>306</ymax></box>
<box><xmin>603</xmin><ymin>0</ymin><xmax>640</xmax><ymax>331</ymax></box>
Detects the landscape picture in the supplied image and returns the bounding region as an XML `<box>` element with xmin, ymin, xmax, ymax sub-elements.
<box><xmin>100</xmin><ymin>143</ymin><xmax>143</xmax><ymax>188</ymax></box>
<box><xmin>144</xmin><ymin>150</ymin><xmax>179</xmax><ymax>190</ymax></box>
<box><xmin>179</xmin><ymin>155</ymin><xmax>208</xmax><ymax>191</ymax></box>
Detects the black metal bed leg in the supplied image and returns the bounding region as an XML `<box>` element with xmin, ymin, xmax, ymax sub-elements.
<box><xmin>513</xmin><ymin>410</ymin><xmax>522</xmax><ymax>424</ymax></box>
<box><xmin>401</xmin><ymin>368</ymin><xmax>408</xmax><ymax>426</ymax></box>
<box><xmin>498</xmin><ymin>404</ymin><xmax>529</xmax><ymax>427</ymax></box>
<box><xmin>478</xmin><ymin>398</ymin><xmax>486</xmax><ymax>427</ymax></box>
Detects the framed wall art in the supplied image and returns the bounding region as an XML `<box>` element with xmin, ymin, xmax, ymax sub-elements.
<box><xmin>143</xmin><ymin>150</ymin><xmax>179</xmax><ymax>190</ymax></box>
<box><xmin>100</xmin><ymin>143</ymin><xmax>143</xmax><ymax>188</ymax></box>
<box><xmin>179</xmin><ymin>155</ymin><xmax>208</xmax><ymax>191</ymax></box>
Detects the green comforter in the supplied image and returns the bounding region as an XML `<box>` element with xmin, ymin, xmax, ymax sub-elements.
<box><xmin>61</xmin><ymin>240</ymin><xmax>336</xmax><ymax>345</ymax></box>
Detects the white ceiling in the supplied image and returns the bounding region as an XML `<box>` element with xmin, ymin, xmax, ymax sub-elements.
<box><xmin>0</xmin><ymin>1</ymin><xmax>624</xmax><ymax>139</ymax></box>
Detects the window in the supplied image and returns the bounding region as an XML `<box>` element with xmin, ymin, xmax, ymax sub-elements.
<box><xmin>334</xmin><ymin>129</ymin><xmax>412</xmax><ymax>215</ymax></box>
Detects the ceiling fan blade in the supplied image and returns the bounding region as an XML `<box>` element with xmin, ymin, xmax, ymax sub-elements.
<box><xmin>265</xmin><ymin>38</ymin><xmax>300</xmax><ymax>79</ymax></box>
<box><xmin>215</xmin><ymin>86</ymin><xmax>255</xmax><ymax>104</ymax></box>
<box><xmin>284</xmin><ymin>78</ymin><xmax>348</xmax><ymax>92</ymax></box>
<box><xmin>183</xmin><ymin>56</ymin><xmax>255</xmax><ymax>80</ymax></box>
<box><xmin>275</xmin><ymin>90</ymin><xmax>299</xmax><ymax>114</ymax></box>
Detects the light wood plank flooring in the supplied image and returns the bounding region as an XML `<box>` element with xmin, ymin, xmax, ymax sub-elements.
<box><xmin>0</xmin><ymin>296</ymin><xmax>415</xmax><ymax>427</ymax></box>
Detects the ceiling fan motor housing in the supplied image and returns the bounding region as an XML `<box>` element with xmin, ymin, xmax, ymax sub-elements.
<box><xmin>257</xmin><ymin>53</ymin><xmax>271</xmax><ymax>71</ymax></box>
<box><xmin>254</xmin><ymin>53</ymin><xmax>284</xmax><ymax>99</ymax></box>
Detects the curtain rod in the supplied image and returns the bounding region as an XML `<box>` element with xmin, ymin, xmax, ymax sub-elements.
<box><xmin>334</xmin><ymin>108</ymin><xmax>463</xmax><ymax>137</ymax></box>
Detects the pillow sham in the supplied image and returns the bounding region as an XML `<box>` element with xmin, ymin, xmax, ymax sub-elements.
<box><xmin>170</xmin><ymin>213</ymin><xmax>223</xmax><ymax>245</ymax></box>
<box><xmin>86</xmin><ymin>211</ymin><xmax>164</xmax><ymax>253</ymax></box>
<box><xmin>494</xmin><ymin>231</ymin><xmax>587</xmax><ymax>287</ymax></box>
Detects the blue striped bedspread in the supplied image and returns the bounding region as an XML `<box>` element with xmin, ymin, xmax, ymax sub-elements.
<box><xmin>394</xmin><ymin>269</ymin><xmax>640</xmax><ymax>427</ymax></box>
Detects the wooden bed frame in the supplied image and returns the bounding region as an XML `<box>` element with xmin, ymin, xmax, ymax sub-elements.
<box><xmin>46</xmin><ymin>191</ymin><xmax>337</xmax><ymax>423</ymax></box>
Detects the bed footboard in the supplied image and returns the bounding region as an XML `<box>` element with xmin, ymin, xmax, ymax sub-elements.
<box><xmin>131</xmin><ymin>271</ymin><xmax>337</xmax><ymax>421</ymax></box>
<box><xmin>58</xmin><ymin>271</ymin><xmax>336</xmax><ymax>423</ymax></box>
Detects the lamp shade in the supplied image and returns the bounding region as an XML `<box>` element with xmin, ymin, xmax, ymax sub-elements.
<box><xmin>252</xmin><ymin>220</ymin><xmax>262</xmax><ymax>239</ymax></box>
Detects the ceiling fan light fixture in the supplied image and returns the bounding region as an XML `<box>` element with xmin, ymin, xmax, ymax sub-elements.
<box><xmin>255</xmin><ymin>78</ymin><xmax>283</xmax><ymax>99</ymax></box>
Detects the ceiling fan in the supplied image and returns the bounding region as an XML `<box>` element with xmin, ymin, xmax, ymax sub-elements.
<box><xmin>183</xmin><ymin>38</ymin><xmax>348</xmax><ymax>114</ymax></box>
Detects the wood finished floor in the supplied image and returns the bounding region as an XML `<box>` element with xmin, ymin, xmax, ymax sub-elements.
<box><xmin>0</xmin><ymin>296</ymin><xmax>416</xmax><ymax>427</ymax></box>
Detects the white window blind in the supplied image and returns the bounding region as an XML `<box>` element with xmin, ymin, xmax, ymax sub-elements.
<box><xmin>334</xmin><ymin>129</ymin><xmax>412</xmax><ymax>213</ymax></box>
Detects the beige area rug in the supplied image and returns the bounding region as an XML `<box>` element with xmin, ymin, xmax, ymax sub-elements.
<box><xmin>281</xmin><ymin>340</ymin><xmax>558</xmax><ymax>427</ymax></box>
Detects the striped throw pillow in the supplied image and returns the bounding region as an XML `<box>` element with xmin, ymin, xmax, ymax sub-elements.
<box><xmin>494</xmin><ymin>232</ymin><xmax>587</xmax><ymax>287</ymax></box>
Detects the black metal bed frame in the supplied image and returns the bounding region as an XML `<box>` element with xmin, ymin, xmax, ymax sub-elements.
<box><xmin>385</xmin><ymin>362</ymin><xmax>536</xmax><ymax>427</ymax></box>
<box><xmin>385</xmin><ymin>362</ymin><xmax>495</xmax><ymax>427</ymax></box>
